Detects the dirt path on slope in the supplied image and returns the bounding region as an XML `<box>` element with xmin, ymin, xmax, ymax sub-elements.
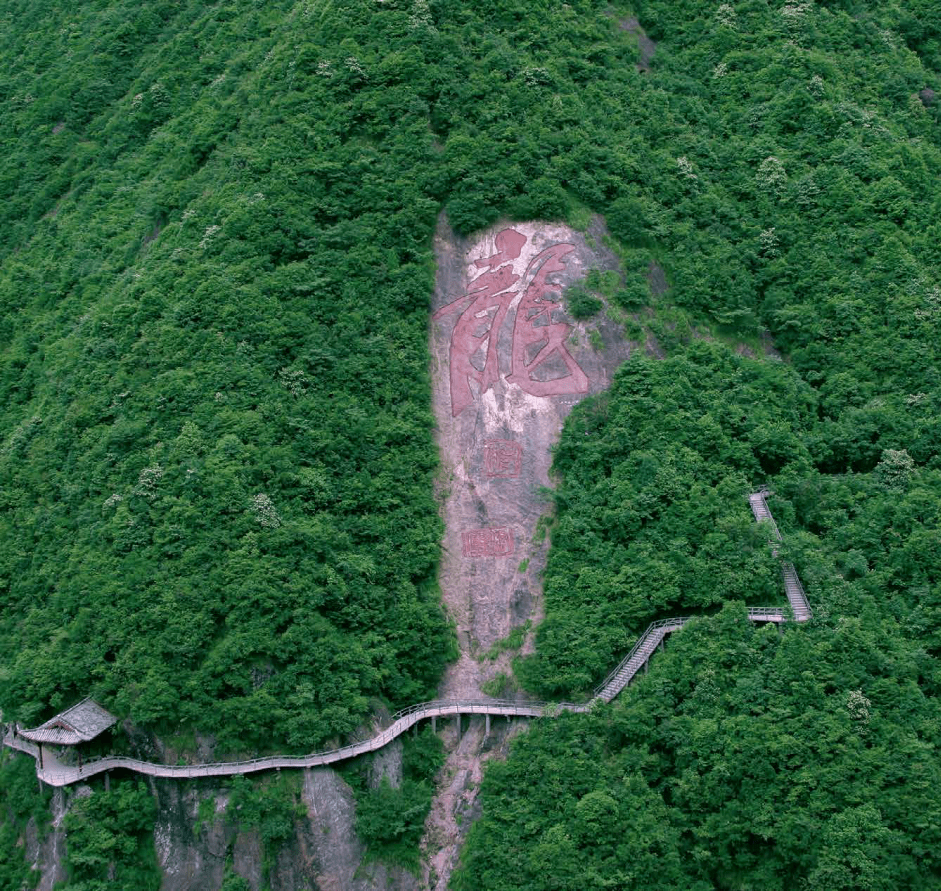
<box><xmin>420</xmin><ymin>214</ymin><xmax>632</xmax><ymax>889</ymax></box>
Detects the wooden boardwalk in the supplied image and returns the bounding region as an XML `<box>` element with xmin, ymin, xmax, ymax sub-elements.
<box><xmin>2</xmin><ymin>492</ymin><xmax>809</xmax><ymax>787</ymax></box>
<box><xmin>748</xmin><ymin>490</ymin><xmax>813</xmax><ymax>622</ymax></box>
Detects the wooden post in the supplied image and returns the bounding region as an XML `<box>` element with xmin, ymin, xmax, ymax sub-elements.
<box><xmin>104</xmin><ymin>771</ymin><xmax>110</xmax><ymax>792</ymax></box>
<box><xmin>644</xmin><ymin>659</ymin><xmax>648</xmax><ymax>675</ymax></box>
<box><xmin>431</xmin><ymin>716</ymin><xmax>436</xmax><ymax>734</ymax></box>
<box><xmin>485</xmin><ymin>714</ymin><xmax>490</xmax><ymax>736</ymax></box>
<box><xmin>659</xmin><ymin>638</ymin><xmax>664</xmax><ymax>653</ymax></box>
<box><xmin>38</xmin><ymin>744</ymin><xmax>43</xmax><ymax>770</ymax></box>
<box><xmin>457</xmin><ymin>714</ymin><xmax>462</xmax><ymax>740</ymax></box>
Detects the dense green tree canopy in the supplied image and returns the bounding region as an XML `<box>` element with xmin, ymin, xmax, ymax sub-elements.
<box><xmin>0</xmin><ymin>0</ymin><xmax>939</xmax><ymax>885</ymax></box>
<box><xmin>0</xmin><ymin>0</ymin><xmax>460</xmax><ymax>750</ymax></box>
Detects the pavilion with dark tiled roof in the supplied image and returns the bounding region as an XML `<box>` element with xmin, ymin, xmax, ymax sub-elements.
<box><xmin>17</xmin><ymin>698</ymin><xmax>117</xmax><ymax>770</ymax></box>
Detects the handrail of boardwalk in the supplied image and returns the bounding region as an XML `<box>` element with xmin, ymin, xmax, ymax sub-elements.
<box><xmin>749</xmin><ymin>490</ymin><xmax>813</xmax><ymax>621</ymax></box>
<box><xmin>2</xmin><ymin>701</ymin><xmax>574</xmax><ymax>786</ymax></box>
<box><xmin>2</xmin><ymin>493</ymin><xmax>810</xmax><ymax>787</ymax></box>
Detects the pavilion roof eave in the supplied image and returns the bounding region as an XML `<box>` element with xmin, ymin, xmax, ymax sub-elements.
<box><xmin>18</xmin><ymin>726</ymin><xmax>85</xmax><ymax>745</ymax></box>
<box><xmin>19</xmin><ymin>697</ymin><xmax>117</xmax><ymax>746</ymax></box>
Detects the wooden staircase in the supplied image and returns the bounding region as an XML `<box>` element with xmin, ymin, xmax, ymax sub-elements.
<box><xmin>749</xmin><ymin>490</ymin><xmax>812</xmax><ymax>622</ymax></box>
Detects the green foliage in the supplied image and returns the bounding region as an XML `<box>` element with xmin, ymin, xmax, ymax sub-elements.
<box><xmin>481</xmin><ymin>673</ymin><xmax>515</xmax><ymax>698</ymax></box>
<box><xmin>193</xmin><ymin>794</ymin><xmax>217</xmax><ymax>839</ymax></box>
<box><xmin>225</xmin><ymin>774</ymin><xmax>304</xmax><ymax>849</ymax></box>
<box><xmin>564</xmin><ymin>285</ymin><xmax>603</xmax><ymax>321</ymax></box>
<box><xmin>1</xmin><ymin>0</ymin><xmax>940</xmax><ymax>886</ymax></box>
<box><xmin>0</xmin><ymin>753</ymin><xmax>50</xmax><ymax>890</ymax></box>
<box><xmin>456</xmin><ymin>606</ymin><xmax>941</xmax><ymax>890</ymax></box>
<box><xmin>518</xmin><ymin>345</ymin><xmax>810</xmax><ymax>697</ymax></box>
<box><xmin>59</xmin><ymin>779</ymin><xmax>159</xmax><ymax>891</ymax></box>
<box><xmin>0</xmin><ymin>0</ymin><xmax>457</xmax><ymax>751</ymax></box>
<box><xmin>349</xmin><ymin>727</ymin><xmax>444</xmax><ymax>868</ymax></box>
<box><xmin>219</xmin><ymin>872</ymin><xmax>251</xmax><ymax>891</ymax></box>
<box><xmin>873</xmin><ymin>448</ymin><xmax>915</xmax><ymax>491</ymax></box>
<box><xmin>484</xmin><ymin>621</ymin><xmax>530</xmax><ymax>661</ymax></box>
<box><xmin>584</xmin><ymin>269</ymin><xmax>620</xmax><ymax>300</ymax></box>
<box><xmin>188</xmin><ymin>774</ymin><xmax>307</xmax><ymax>885</ymax></box>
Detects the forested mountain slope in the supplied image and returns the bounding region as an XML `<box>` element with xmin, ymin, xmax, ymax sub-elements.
<box><xmin>1</xmin><ymin>0</ymin><xmax>940</xmax><ymax>888</ymax></box>
<box><xmin>0</xmin><ymin>0</ymin><xmax>458</xmax><ymax>749</ymax></box>
<box><xmin>451</xmin><ymin>1</ymin><xmax>941</xmax><ymax>889</ymax></box>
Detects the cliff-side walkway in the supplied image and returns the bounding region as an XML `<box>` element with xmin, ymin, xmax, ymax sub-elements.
<box><xmin>2</xmin><ymin>491</ymin><xmax>809</xmax><ymax>787</ymax></box>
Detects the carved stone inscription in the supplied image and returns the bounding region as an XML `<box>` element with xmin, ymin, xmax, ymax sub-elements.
<box><xmin>434</xmin><ymin>227</ymin><xmax>589</xmax><ymax>417</ymax></box>
<box><xmin>483</xmin><ymin>440</ymin><xmax>522</xmax><ymax>479</ymax></box>
<box><xmin>462</xmin><ymin>527</ymin><xmax>514</xmax><ymax>558</ymax></box>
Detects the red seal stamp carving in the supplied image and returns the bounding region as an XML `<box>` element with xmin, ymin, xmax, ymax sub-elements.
<box><xmin>462</xmin><ymin>527</ymin><xmax>514</xmax><ymax>558</ymax></box>
<box><xmin>484</xmin><ymin>440</ymin><xmax>522</xmax><ymax>479</ymax></box>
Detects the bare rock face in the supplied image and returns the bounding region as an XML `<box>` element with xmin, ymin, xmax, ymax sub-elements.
<box><xmin>23</xmin><ymin>215</ymin><xmax>634</xmax><ymax>891</ymax></box>
<box><xmin>619</xmin><ymin>16</ymin><xmax>657</xmax><ymax>72</ymax></box>
<box><xmin>430</xmin><ymin>214</ymin><xmax>630</xmax><ymax>700</ymax></box>
<box><xmin>26</xmin><ymin>787</ymin><xmax>68</xmax><ymax>891</ymax></box>
<box><xmin>232</xmin><ymin>828</ymin><xmax>265</xmax><ymax>889</ymax></box>
<box><xmin>152</xmin><ymin>769</ymin><xmax>417</xmax><ymax>891</ymax></box>
<box><xmin>368</xmin><ymin>735</ymin><xmax>404</xmax><ymax>790</ymax></box>
<box><xmin>422</xmin><ymin>215</ymin><xmax>632</xmax><ymax>889</ymax></box>
<box><xmin>648</xmin><ymin>260</ymin><xmax>669</xmax><ymax>298</ymax></box>
<box><xmin>420</xmin><ymin>715</ymin><xmax>528</xmax><ymax>890</ymax></box>
<box><xmin>300</xmin><ymin>768</ymin><xmax>413</xmax><ymax>891</ymax></box>
<box><xmin>153</xmin><ymin>781</ymin><xmax>236</xmax><ymax>891</ymax></box>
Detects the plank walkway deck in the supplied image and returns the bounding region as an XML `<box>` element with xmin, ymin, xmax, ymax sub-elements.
<box><xmin>2</xmin><ymin>492</ymin><xmax>809</xmax><ymax>787</ymax></box>
<box><xmin>749</xmin><ymin>490</ymin><xmax>813</xmax><ymax>622</ymax></box>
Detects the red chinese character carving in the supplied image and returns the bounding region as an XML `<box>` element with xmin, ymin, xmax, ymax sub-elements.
<box><xmin>484</xmin><ymin>440</ymin><xmax>522</xmax><ymax>478</ymax></box>
<box><xmin>505</xmin><ymin>244</ymin><xmax>590</xmax><ymax>399</ymax></box>
<box><xmin>434</xmin><ymin>228</ymin><xmax>527</xmax><ymax>417</ymax></box>
<box><xmin>436</xmin><ymin>230</ymin><xmax>590</xmax><ymax>416</ymax></box>
<box><xmin>462</xmin><ymin>527</ymin><xmax>514</xmax><ymax>558</ymax></box>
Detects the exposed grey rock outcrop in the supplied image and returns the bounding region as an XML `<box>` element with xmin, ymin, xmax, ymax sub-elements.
<box><xmin>26</xmin><ymin>787</ymin><xmax>68</xmax><ymax>891</ymax></box>
<box><xmin>152</xmin><ymin>764</ymin><xmax>415</xmax><ymax>891</ymax></box>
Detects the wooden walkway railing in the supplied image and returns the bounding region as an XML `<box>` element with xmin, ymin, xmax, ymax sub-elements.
<box><xmin>749</xmin><ymin>490</ymin><xmax>812</xmax><ymax>622</ymax></box>
<box><xmin>2</xmin><ymin>492</ymin><xmax>809</xmax><ymax>787</ymax></box>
